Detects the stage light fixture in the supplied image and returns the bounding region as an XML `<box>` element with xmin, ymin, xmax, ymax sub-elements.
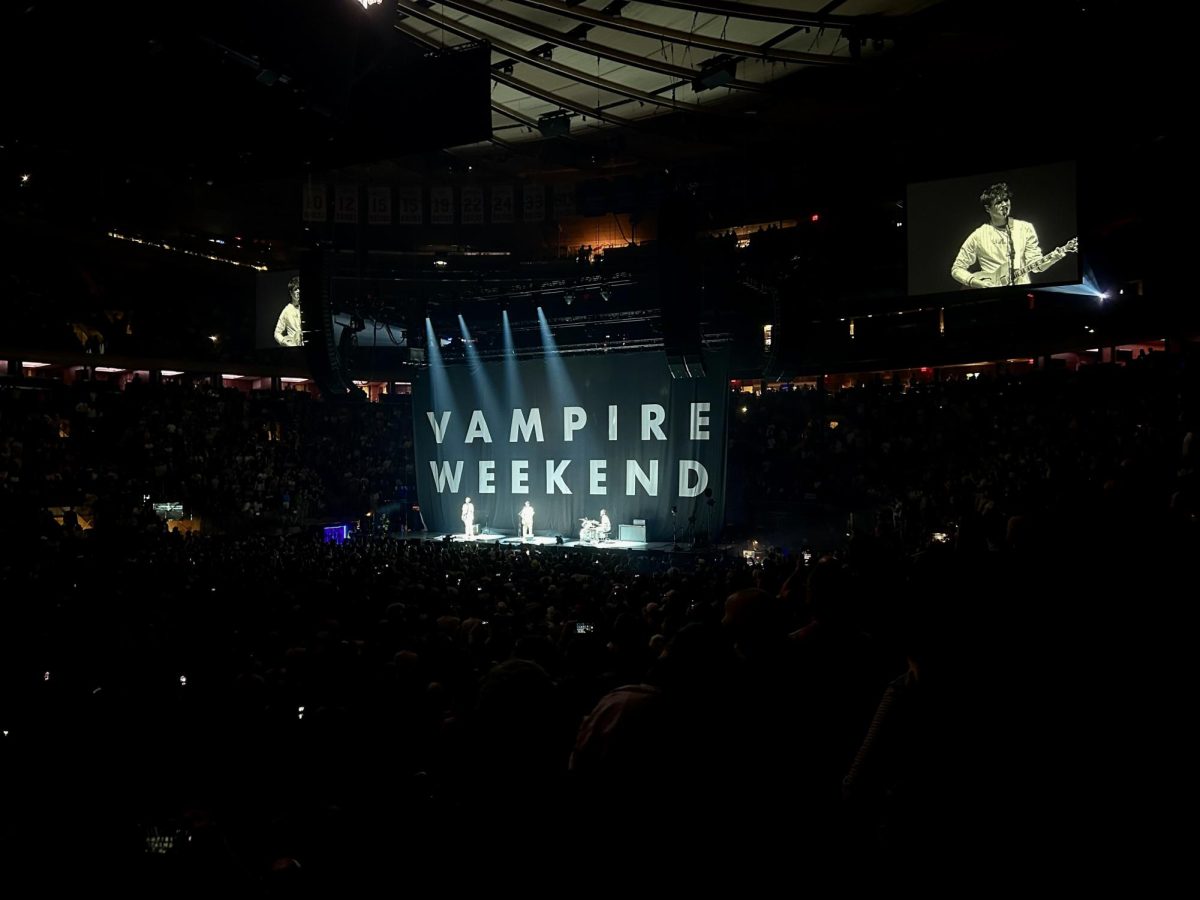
<box><xmin>538</xmin><ymin>110</ymin><xmax>571</xmax><ymax>138</ymax></box>
<box><xmin>692</xmin><ymin>55</ymin><xmax>737</xmax><ymax>92</ymax></box>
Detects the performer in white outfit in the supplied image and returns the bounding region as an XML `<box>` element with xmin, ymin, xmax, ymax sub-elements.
<box><xmin>274</xmin><ymin>276</ymin><xmax>303</xmax><ymax>347</ymax></box>
<box><xmin>598</xmin><ymin>509</ymin><xmax>611</xmax><ymax>543</ymax></box>
<box><xmin>520</xmin><ymin>501</ymin><xmax>534</xmax><ymax>540</ymax></box>
<box><xmin>950</xmin><ymin>182</ymin><xmax>1075</xmax><ymax>290</ymax></box>
<box><xmin>461</xmin><ymin>497</ymin><xmax>475</xmax><ymax>538</ymax></box>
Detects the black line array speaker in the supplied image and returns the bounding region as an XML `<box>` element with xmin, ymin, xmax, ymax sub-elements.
<box><xmin>659</xmin><ymin>184</ymin><xmax>704</xmax><ymax>379</ymax></box>
<box><xmin>300</xmin><ymin>250</ymin><xmax>360</xmax><ymax>398</ymax></box>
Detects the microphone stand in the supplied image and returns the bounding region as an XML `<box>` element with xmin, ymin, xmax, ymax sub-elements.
<box><xmin>1006</xmin><ymin>216</ymin><xmax>1016</xmax><ymax>284</ymax></box>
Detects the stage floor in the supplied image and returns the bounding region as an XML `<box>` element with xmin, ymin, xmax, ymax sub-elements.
<box><xmin>407</xmin><ymin>532</ymin><xmax>685</xmax><ymax>554</ymax></box>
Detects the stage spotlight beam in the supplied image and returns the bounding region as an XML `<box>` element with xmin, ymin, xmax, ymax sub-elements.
<box><xmin>425</xmin><ymin>317</ymin><xmax>458</xmax><ymax>416</ymax></box>
<box><xmin>537</xmin><ymin>305</ymin><xmax>576</xmax><ymax>412</ymax></box>
<box><xmin>502</xmin><ymin>309</ymin><xmax>523</xmax><ymax>407</ymax></box>
<box><xmin>458</xmin><ymin>313</ymin><xmax>499</xmax><ymax>413</ymax></box>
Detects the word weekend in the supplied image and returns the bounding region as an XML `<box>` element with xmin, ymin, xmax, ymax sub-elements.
<box><xmin>425</xmin><ymin>404</ymin><xmax>713</xmax><ymax>497</ymax></box>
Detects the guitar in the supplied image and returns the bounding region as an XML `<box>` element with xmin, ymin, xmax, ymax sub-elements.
<box><xmin>969</xmin><ymin>237</ymin><xmax>1079</xmax><ymax>288</ymax></box>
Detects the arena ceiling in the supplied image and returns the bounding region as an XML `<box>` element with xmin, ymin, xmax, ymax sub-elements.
<box><xmin>1</xmin><ymin>0</ymin><xmax>1010</xmax><ymax>184</ymax></box>
<box><xmin>0</xmin><ymin>1</ymin><xmax>1174</xmax><ymax>238</ymax></box>
<box><xmin>393</xmin><ymin>0</ymin><xmax>940</xmax><ymax>138</ymax></box>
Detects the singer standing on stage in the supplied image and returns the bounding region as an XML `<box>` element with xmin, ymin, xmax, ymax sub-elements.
<box><xmin>461</xmin><ymin>497</ymin><xmax>475</xmax><ymax>538</ymax></box>
<box><xmin>520</xmin><ymin>501</ymin><xmax>534</xmax><ymax>540</ymax></box>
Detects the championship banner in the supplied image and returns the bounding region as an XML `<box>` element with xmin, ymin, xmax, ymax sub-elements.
<box><xmin>552</xmin><ymin>182</ymin><xmax>576</xmax><ymax>218</ymax></box>
<box><xmin>302</xmin><ymin>183</ymin><xmax>327</xmax><ymax>222</ymax></box>
<box><xmin>368</xmin><ymin>186</ymin><xmax>392</xmax><ymax>225</ymax></box>
<box><xmin>462</xmin><ymin>185</ymin><xmax>484</xmax><ymax>224</ymax></box>
<box><xmin>491</xmin><ymin>185</ymin><xmax>514</xmax><ymax>223</ymax></box>
<box><xmin>413</xmin><ymin>350</ymin><xmax>729</xmax><ymax>542</ymax></box>
<box><xmin>398</xmin><ymin>186</ymin><xmax>423</xmax><ymax>225</ymax></box>
<box><xmin>523</xmin><ymin>183</ymin><xmax>545</xmax><ymax>222</ymax></box>
<box><xmin>335</xmin><ymin>184</ymin><xmax>359</xmax><ymax>223</ymax></box>
<box><xmin>431</xmin><ymin>186</ymin><xmax>454</xmax><ymax>225</ymax></box>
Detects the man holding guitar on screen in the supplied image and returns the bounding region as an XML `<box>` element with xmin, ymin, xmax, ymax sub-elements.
<box><xmin>951</xmin><ymin>182</ymin><xmax>1077</xmax><ymax>289</ymax></box>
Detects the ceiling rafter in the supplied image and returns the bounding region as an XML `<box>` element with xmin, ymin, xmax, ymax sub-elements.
<box><xmin>396</xmin><ymin>0</ymin><xmax>765</xmax><ymax>91</ymax></box>
<box><xmin>502</xmin><ymin>0</ymin><xmax>853</xmax><ymax>66</ymax></box>
<box><xmin>635</xmin><ymin>0</ymin><xmax>865</xmax><ymax>29</ymax></box>
<box><xmin>395</xmin><ymin>5</ymin><xmax>712</xmax><ymax>114</ymax></box>
<box><xmin>491</xmin><ymin>69</ymin><xmax>637</xmax><ymax>128</ymax></box>
<box><xmin>491</xmin><ymin>101</ymin><xmax>540</xmax><ymax>128</ymax></box>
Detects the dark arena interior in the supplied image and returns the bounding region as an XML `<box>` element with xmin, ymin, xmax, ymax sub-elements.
<box><xmin>0</xmin><ymin>0</ymin><xmax>1189</xmax><ymax>887</ymax></box>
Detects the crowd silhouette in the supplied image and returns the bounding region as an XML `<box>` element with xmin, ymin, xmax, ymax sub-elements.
<box><xmin>1</xmin><ymin>355</ymin><xmax>1194</xmax><ymax>885</ymax></box>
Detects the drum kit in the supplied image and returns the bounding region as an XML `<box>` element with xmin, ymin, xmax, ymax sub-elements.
<box><xmin>579</xmin><ymin>518</ymin><xmax>607</xmax><ymax>544</ymax></box>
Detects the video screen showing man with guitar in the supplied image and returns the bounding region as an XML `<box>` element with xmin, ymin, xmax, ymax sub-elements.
<box><xmin>951</xmin><ymin>182</ymin><xmax>1077</xmax><ymax>289</ymax></box>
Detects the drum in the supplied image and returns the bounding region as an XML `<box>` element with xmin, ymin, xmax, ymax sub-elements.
<box><xmin>580</xmin><ymin>524</ymin><xmax>597</xmax><ymax>542</ymax></box>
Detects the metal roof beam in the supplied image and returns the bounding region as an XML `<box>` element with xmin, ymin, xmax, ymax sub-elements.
<box><xmin>634</xmin><ymin>0</ymin><xmax>862</xmax><ymax>29</ymax></box>
<box><xmin>396</xmin><ymin>3</ymin><xmax>712</xmax><ymax>113</ymax></box>
<box><xmin>397</xmin><ymin>0</ymin><xmax>764</xmax><ymax>91</ymax></box>
<box><xmin>491</xmin><ymin>69</ymin><xmax>637</xmax><ymax>128</ymax></box>
<box><xmin>491</xmin><ymin>101</ymin><xmax>540</xmax><ymax>129</ymax></box>
<box><xmin>504</xmin><ymin>0</ymin><xmax>852</xmax><ymax>65</ymax></box>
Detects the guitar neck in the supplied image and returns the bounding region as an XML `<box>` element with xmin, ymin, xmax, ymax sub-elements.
<box><xmin>1014</xmin><ymin>245</ymin><xmax>1065</xmax><ymax>279</ymax></box>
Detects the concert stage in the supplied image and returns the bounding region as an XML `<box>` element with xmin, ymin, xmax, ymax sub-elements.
<box><xmin>405</xmin><ymin>532</ymin><xmax>706</xmax><ymax>556</ymax></box>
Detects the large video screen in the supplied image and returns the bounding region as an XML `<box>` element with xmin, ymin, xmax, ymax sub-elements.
<box><xmin>907</xmin><ymin>161</ymin><xmax>1079</xmax><ymax>297</ymax></box>
<box><xmin>255</xmin><ymin>270</ymin><xmax>305</xmax><ymax>349</ymax></box>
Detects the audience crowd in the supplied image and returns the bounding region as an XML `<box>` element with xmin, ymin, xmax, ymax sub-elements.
<box><xmin>0</xmin><ymin>355</ymin><xmax>1194</xmax><ymax>886</ymax></box>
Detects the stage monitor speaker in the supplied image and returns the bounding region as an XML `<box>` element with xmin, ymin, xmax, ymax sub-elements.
<box><xmin>619</xmin><ymin>524</ymin><xmax>646</xmax><ymax>542</ymax></box>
